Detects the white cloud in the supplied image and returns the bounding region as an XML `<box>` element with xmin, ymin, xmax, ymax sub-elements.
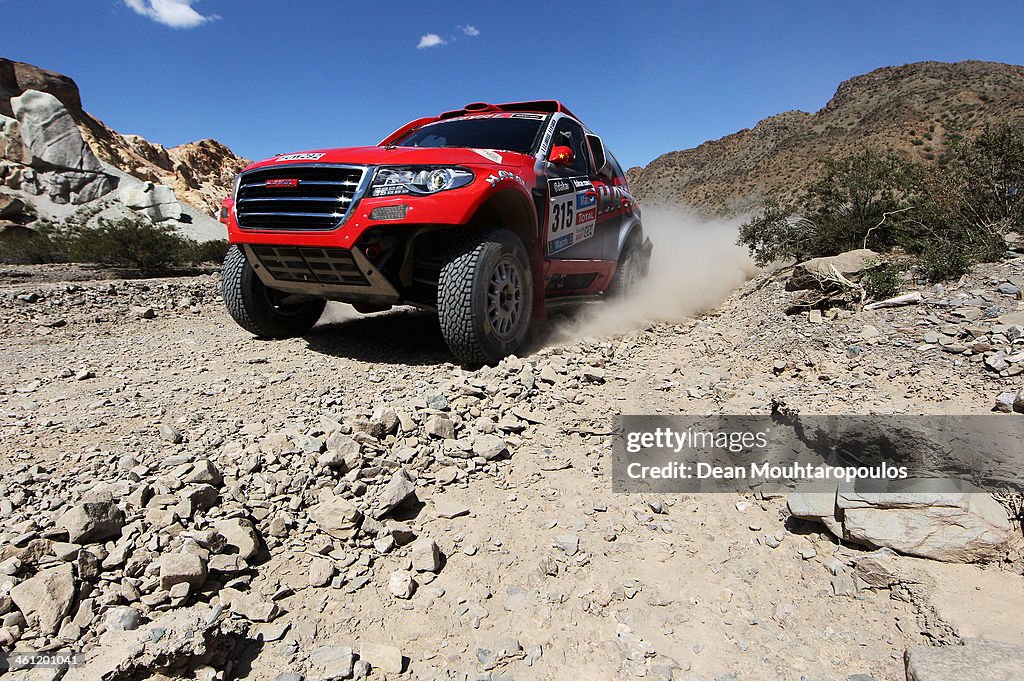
<box><xmin>123</xmin><ymin>0</ymin><xmax>219</xmax><ymax>29</ymax></box>
<box><xmin>461</xmin><ymin>24</ymin><xmax>480</xmax><ymax>37</ymax></box>
<box><xmin>417</xmin><ymin>33</ymin><xmax>447</xmax><ymax>49</ymax></box>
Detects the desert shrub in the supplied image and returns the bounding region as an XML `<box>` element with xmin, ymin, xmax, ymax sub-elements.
<box><xmin>862</xmin><ymin>261</ymin><xmax>905</xmax><ymax>299</ymax></box>
<box><xmin>801</xmin><ymin>151</ymin><xmax>925</xmax><ymax>254</ymax></box>
<box><xmin>0</xmin><ymin>220</ymin><xmax>70</xmax><ymax>264</ymax></box>
<box><xmin>738</xmin><ymin>151</ymin><xmax>923</xmax><ymax>264</ymax></box>
<box><xmin>735</xmin><ymin>198</ymin><xmax>808</xmax><ymax>267</ymax></box>
<box><xmin>738</xmin><ymin>126</ymin><xmax>1024</xmax><ymax>273</ymax></box>
<box><xmin>0</xmin><ymin>224</ymin><xmax>65</xmax><ymax>264</ymax></box>
<box><xmin>918</xmin><ymin>242</ymin><xmax>975</xmax><ymax>282</ymax></box>
<box><xmin>942</xmin><ymin>124</ymin><xmax>1024</xmax><ymax>235</ymax></box>
<box><xmin>64</xmin><ymin>216</ymin><xmax>193</xmax><ymax>272</ymax></box>
<box><xmin>186</xmin><ymin>239</ymin><xmax>229</xmax><ymax>265</ymax></box>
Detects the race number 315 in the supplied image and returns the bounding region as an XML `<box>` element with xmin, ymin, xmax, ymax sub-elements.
<box><xmin>551</xmin><ymin>199</ymin><xmax>574</xmax><ymax>233</ymax></box>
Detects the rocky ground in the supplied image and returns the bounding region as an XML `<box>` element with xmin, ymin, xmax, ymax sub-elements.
<box><xmin>1</xmin><ymin>256</ymin><xmax>1023</xmax><ymax>681</ymax></box>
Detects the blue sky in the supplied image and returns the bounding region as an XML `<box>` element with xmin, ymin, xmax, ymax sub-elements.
<box><xmin>4</xmin><ymin>1</ymin><xmax>1023</xmax><ymax>169</ymax></box>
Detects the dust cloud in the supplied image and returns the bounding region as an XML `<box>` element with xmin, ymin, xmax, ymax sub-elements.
<box><xmin>550</xmin><ymin>206</ymin><xmax>757</xmax><ymax>339</ymax></box>
<box><xmin>312</xmin><ymin>207</ymin><xmax>757</xmax><ymax>343</ymax></box>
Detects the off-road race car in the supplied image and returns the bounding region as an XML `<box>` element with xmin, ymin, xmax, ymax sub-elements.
<box><xmin>220</xmin><ymin>100</ymin><xmax>651</xmax><ymax>365</ymax></box>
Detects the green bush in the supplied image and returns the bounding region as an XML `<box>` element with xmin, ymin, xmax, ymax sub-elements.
<box><xmin>737</xmin><ymin>125</ymin><xmax>1024</xmax><ymax>274</ymax></box>
<box><xmin>0</xmin><ymin>213</ymin><xmax>230</xmax><ymax>270</ymax></box>
<box><xmin>0</xmin><ymin>225</ymin><xmax>64</xmax><ymax>265</ymax></box>
<box><xmin>186</xmin><ymin>239</ymin><xmax>229</xmax><ymax>265</ymax></box>
<box><xmin>943</xmin><ymin>124</ymin><xmax>1024</xmax><ymax>235</ymax></box>
<box><xmin>735</xmin><ymin>198</ymin><xmax>808</xmax><ymax>267</ymax></box>
<box><xmin>862</xmin><ymin>262</ymin><xmax>904</xmax><ymax>299</ymax></box>
<box><xmin>64</xmin><ymin>217</ymin><xmax>191</xmax><ymax>272</ymax></box>
<box><xmin>918</xmin><ymin>242</ymin><xmax>974</xmax><ymax>282</ymax></box>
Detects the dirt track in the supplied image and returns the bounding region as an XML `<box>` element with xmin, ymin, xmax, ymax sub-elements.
<box><xmin>1</xmin><ymin>263</ymin><xmax>1023</xmax><ymax>681</ymax></box>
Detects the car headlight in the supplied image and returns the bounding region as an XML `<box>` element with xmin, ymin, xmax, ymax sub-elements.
<box><xmin>370</xmin><ymin>167</ymin><xmax>474</xmax><ymax>197</ymax></box>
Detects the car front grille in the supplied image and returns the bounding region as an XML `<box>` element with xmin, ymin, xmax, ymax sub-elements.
<box><xmin>249</xmin><ymin>245</ymin><xmax>370</xmax><ymax>287</ymax></box>
<box><xmin>236</xmin><ymin>164</ymin><xmax>367</xmax><ymax>231</ymax></box>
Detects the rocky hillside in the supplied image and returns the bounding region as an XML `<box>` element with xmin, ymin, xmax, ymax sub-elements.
<box><xmin>0</xmin><ymin>58</ymin><xmax>247</xmax><ymax>215</ymax></box>
<box><xmin>629</xmin><ymin>60</ymin><xmax>1024</xmax><ymax>214</ymax></box>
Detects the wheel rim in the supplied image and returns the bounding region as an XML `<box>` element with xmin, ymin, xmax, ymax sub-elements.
<box><xmin>486</xmin><ymin>257</ymin><xmax>524</xmax><ymax>340</ymax></box>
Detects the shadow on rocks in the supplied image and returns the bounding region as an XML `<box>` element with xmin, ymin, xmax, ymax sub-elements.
<box><xmin>784</xmin><ymin>515</ymin><xmax>831</xmax><ymax>538</ymax></box>
<box><xmin>303</xmin><ymin>308</ymin><xmax>453</xmax><ymax>366</ymax></box>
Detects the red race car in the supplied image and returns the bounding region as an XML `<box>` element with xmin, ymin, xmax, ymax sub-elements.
<box><xmin>220</xmin><ymin>100</ymin><xmax>651</xmax><ymax>365</ymax></box>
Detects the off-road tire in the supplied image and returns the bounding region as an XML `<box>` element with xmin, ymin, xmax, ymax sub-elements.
<box><xmin>437</xmin><ymin>229</ymin><xmax>533</xmax><ymax>366</ymax></box>
<box><xmin>607</xmin><ymin>236</ymin><xmax>645</xmax><ymax>298</ymax></box>
<box><xmin>222</xmin><ymin>246</ymin><xmax>326</xmax><ymax>338</ymax></box>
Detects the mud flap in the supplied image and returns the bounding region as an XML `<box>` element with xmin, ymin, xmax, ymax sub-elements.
<box><xmin>639</xmin><ymin>237</ymin><xmax>654</xmax><ymax>276</ymax></box>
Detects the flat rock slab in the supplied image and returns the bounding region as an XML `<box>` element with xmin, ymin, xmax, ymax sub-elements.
<box><xmin>906</xmin><ymin>639</ymin><xmax>1024</xmax><ymax>681</ymax></box>
<box><xmin>915</xmin><ymin>560</ymin><xmax>1024</xmax><ymax>644</ymax></box>
<box><xmin>9</xmin><ymin>564</ymin><xmax>76</xmax><ymax>636</ymax></box>
<box><xmin>788</xmin><ymin>480</ymin><xmax>1013</xmax><ymax>563</ymax></box>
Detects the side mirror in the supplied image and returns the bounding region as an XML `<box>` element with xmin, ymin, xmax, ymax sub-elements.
<box><xmin>549</xmin><ymin>145</ymin><xmax>574</xmax><ymax>167</ymax></box>
<box><xmin>586</xmin><ymin>133</ymin><xmax>608</xmax><ymax>175</ymax></box>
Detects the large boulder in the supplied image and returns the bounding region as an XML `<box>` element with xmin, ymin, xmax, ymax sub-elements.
<box><xmin>787</xmin><ymin>248</ymin><xmax>879</xmax><ymax>290</ymax></box>
<box><xmin>788</xmin><ymin>479</ymin><xmax>1014</xmax><ymax>563</ymax></box>
<box><xmin>0</xmin><ymin>192</ymin><xmax>27</xmax><ymax>219</ymax></box>
<box><xmin>118</xmin><ymin>181</ymin><xmax>183</xmax><ymax>222</ymax></box>
<box><xmin>12</xmin><ymin>90</ymin><xmax>102</xmax><ymax>171</ymax></box>
<box><xmin>10</xmin><ymin>90</ymin><xmax>115</xmax><ymax>203</ymax></box>
<box><xmin>0</xmin><ymin>58</ymin><xmax>83</xmax><ymax>118</ymax></box>
<box><xmin>838</xmin><ymin>481</ymin><xmax>1013</xmax><ymax>562</ymax></box>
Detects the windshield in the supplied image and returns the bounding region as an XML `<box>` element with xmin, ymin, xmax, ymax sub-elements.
<box><xmin>395</xmin><ymin>116</ymin><xmax>545</xmax><ymax>154</ymax></box>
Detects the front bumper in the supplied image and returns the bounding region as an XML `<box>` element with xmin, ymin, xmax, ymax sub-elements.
<box><xmin>244</xmin><ymin>244</ymin><xmax>401</xmax><ymax>305</ymax></box>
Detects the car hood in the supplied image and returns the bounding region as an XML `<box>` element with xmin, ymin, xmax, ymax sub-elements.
<box><xmin>245</xmin><ymin>146</ymin><xmax>531</xmax><ymax>171</ymax></box>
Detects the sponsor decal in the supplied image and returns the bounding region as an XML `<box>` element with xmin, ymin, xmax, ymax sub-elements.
<box><xmin>598</xmin><ymin>184</ymin><xmax>634</xmax><ymax>214</ymax></box>
<box><xmin>265</xmin><ymin>178</ymin><xmax>299</xmax><ymax>188</ymax></box>
<box><xmin>575</xmin><ymin>207</ymin><xmax>597</xmax><ymax>225</ymax></box>
<box><xmin>275</xmin><ymin>152</ymin><xmax>325</xmax><ymax>162</ymax></box>
<box><xmin>471</xmin><ymin>149</ymin><xmax>504</xmax><ymax>163</ymax></box>
<box><xmin>549</xmin><ymin>233</ymin><xmax>573</xmax><ymax>253</ymax></box>
<box><xmin>484</xmin><ymin>170</ymin><xmax>526</xmax><ymax>188</ymax></box>
<box><xmin>371</xmin><ymin>185</ymin><xmax>406</xmax><ymax>197</ymax></box>
<box><xmin>546</xmin><ymin>175</ymin><xmax>598</xmax><ymax>255</ymax></box>
<box><xmin>538</xmin><ymin>120</ymin><xmax>556</xmax><ymax>158</ymax></box>
<box><xmin>576</xmin><ymin>191</ymin><xmax>596</xmax><ymax>209</ymax></box>
<box><xmin>550</xmin><ymin>179</ymin><xmax>572</xmax><ymax>196</ymax></box>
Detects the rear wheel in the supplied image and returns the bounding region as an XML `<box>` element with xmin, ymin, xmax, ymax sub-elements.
<box><xmin>607</xmin><ymin>238</ymin><xmax>645</xmax><ymax>298</ymax></box>
<box><xmin>437</xmin><ymin>229</ymin><xmax>533</xmax><ymax>365</ymax></box>
<box><xmin>222</xmin><ymin>246</ymin><xmax>326</xmax><ymax>338</ymax></box>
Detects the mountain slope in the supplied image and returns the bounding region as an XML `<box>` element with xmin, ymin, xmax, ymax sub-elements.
<box><xmin>0</xmin><ymin>58</ymin><xmax>247</xmax><ymax>213</ymax></box>
<box><xmin>628</xmin><ymin>60</ymin><xmax>1024</xmax><ymax>214</ymax></box>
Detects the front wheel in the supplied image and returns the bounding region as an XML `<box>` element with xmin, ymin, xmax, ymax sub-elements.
<box><xmin>221</xmin><ymin>246</ymin><xmax>326</xmax><ymax>338</ymax></box>
<box><xmin>437</xmin><ymin>229</ymin><xmax>533</xmax><ymax>366</ymax></box>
